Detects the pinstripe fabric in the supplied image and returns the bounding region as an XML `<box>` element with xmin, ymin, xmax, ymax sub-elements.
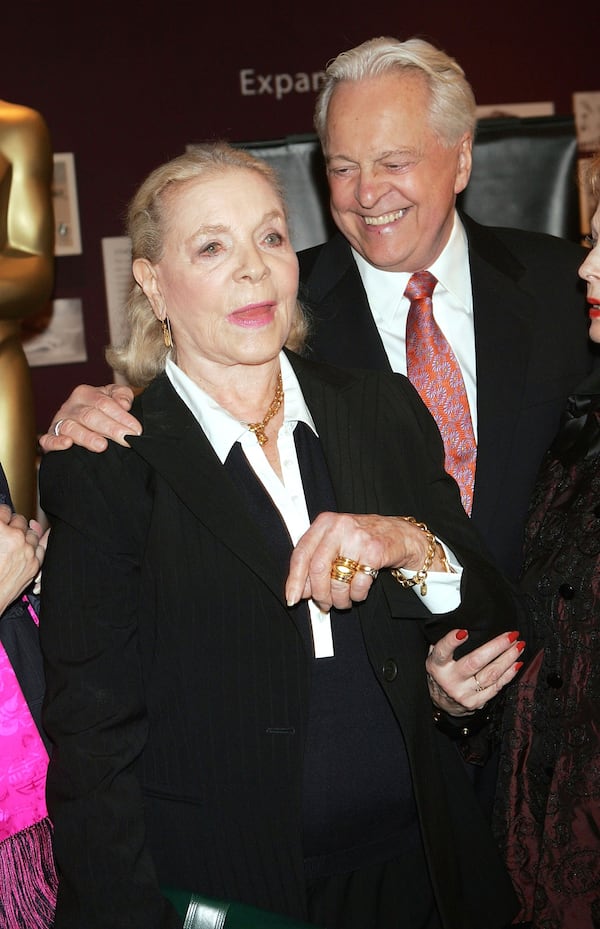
<box><xmin>40</xmin><ymin>358</ymin><xmax>520</xmax><ymax>929</ymax></box>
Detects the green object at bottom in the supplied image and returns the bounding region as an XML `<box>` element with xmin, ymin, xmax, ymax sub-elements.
<box><xmin>162</xmin><ymin>887</ymin><xmax>194</xmax><ymax>920</ymax></box>
<box><xmin>162</xmin><ymin>887</ymin><xmax>318</xmax><ymax>929</ymax></box>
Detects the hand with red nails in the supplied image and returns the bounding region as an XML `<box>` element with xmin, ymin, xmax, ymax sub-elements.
<box><xmin>425</xmin><ymin>628</ymin><xmax>526</xmax><ymax>716</ymax></box>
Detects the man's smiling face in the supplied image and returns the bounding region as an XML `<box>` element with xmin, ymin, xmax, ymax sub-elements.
<box><xmin>324</xmin><ymin>70</ymin><xmax>472</xmax><ymax>273</ymax></box>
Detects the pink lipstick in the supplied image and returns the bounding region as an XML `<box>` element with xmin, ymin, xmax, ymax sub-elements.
<box><xmin>228</xmin><ymin>302</ymin><xmax>276</xmax><ymax>328</ymax></box>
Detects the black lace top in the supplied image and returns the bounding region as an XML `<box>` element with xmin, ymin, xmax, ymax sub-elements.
<box><xmin>493</xmin><ymin>372</ymin><xmax>600</xmax><ymax>927</ymax></box>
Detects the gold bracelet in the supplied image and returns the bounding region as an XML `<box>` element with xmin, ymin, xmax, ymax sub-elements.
<box><xmin>436</xmin><ymin>543</ymin><xmax>455</xmax><ymax>574</ymax></box>
<box><xmin>390</xmin><ymin>517</ymin><xmax>437</xmax><ymax>596</ymax></box>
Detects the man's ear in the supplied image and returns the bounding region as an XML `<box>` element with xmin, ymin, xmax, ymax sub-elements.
<box><xmin>454</xmin><ymin>133</ymin><xmax>473</xmax><ymax>196</ymax></box>
<box><xmin>133</xmin><ymin>258</ymin><xmax>164</xmax><ymax>318</ymax></box>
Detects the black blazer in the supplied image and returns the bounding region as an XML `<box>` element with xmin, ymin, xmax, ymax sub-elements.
<box><xmin>298</xmin><ymin>215</ymin><xmax>593</xmax><ymax>578</ymax></box>
<box><xmin>40</xmin><ymin>354</ymin><xmax>519</xmax><ymax>929</ymax></box>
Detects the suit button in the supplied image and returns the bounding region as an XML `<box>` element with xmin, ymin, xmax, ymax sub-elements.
<box><xmin>382</xmin><ymin>659</ymin><xmax>398</xmax><ymax>681</ymax></box>
<box><xmin>558</xmin><ymin>583</ymin><xmax>575</xmax><ymax>600</ymax></box>
<box><xmin>546</xmin><ymin>671</ymin><xmax>563</xmax><ymax>688</ymax></box>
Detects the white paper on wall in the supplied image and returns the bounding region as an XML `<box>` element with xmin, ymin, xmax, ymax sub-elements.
<box><xmin>23</xmin><ymin>298</ymin><xmax>87</xmax><ymax>367</ymax></box>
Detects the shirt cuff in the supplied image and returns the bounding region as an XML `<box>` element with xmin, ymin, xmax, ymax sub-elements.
<box><xmin>406</xmin><ymin>542</ymin><xmax>462</xmax><ymax>613</ymax></box>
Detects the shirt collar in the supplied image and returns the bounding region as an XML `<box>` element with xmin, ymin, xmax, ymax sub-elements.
<box><xmin>351</xmin><ymin>211</ymin><xmax>471</xmax><ymax>309</ymax></box>
<box><xmin>429</xmin><ymin>213</ymin><xmax>471</xmax><ymax>310</ymax></box>
<box><xmin>165</xmin><ymin>352</ymin><xmax>317</xmax><ymax>464</ymax></box>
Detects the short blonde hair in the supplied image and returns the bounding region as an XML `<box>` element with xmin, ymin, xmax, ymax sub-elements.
<box><xmin>106</xmin><ymin>143</ymin><xmax>309</xmax><ymax>387</ymax></box>
<box><xmin>314</xmin><ymin>36</ymin><xmax>477</xmax><ymax>152</ymax></box>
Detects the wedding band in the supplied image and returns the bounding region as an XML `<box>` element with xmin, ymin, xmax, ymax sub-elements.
<box><xmin>330</xmin><ymin>555</ymin><xmax>359</xmax><ymax>583</ymax></box>
<box><xmin>356</xmin><ymin>563</ymin><xmax>379</xmax><ymax>579</ymax></box>
<box><xmin>473</xmin><ymin>673</ymin><xmax>485</xmax><ymax>693</ymax></box>
<box><xmin>53</xmin><ymin>419</ymin><xmax>66</xmax><ymax>437</ymax></box>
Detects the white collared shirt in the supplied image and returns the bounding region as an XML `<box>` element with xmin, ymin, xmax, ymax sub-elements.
<box><xmin>166</xmin><ymin>352</ymin><xmax>461</xmax><ymax>658</ymax></box>
<box><xmin>352</xmin><ymin>212</ymin><xmax>478</xmax><ymax>437</ymax></box>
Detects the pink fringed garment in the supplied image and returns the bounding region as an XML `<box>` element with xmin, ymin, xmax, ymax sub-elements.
<box><xmin>0</xmin><ymin>597</ymin><xmax>57</xmax><ymax>927</ymax></box>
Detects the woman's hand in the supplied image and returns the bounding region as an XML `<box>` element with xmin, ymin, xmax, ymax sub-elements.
<box><xmin>29</xmin><ymin>519</ymin><xmax>49</xmax><ymax>595</ymax></box>
<box><xmin>286</xmin><ymin>511</ymin><xmax>447</xmax><ymax>612</ymax></box>
<box><xmin>425</xmin><ymin>628</ymin><xmax>526</xmax><ymax>716</ymax></box>
<box><xmin>0</xmin><ymin>505</ymin><xmax>47</xmax><ymax>613</ymax></box>
<box><xmin>38</xmin><ymin>383</ymin><xmax>140</xmax><ymax>453</ymax></box>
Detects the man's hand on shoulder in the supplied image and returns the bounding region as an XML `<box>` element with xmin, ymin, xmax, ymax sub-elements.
<box><xmin>39</xmin><ymin>384</ymin><xmax>142</xmax><ymax>453</ymax></box>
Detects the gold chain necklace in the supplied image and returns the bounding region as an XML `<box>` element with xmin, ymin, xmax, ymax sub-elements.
<box><xmin>246</xmin><ymin>373</ymin><xmax>284</xmax><ymax>447</ymax></box>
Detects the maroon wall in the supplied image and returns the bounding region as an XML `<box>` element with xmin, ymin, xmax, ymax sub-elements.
<box><xmin>1</xmin><ymin>2</ymin><xmax>595</xmax><ymax>432</ymax></box>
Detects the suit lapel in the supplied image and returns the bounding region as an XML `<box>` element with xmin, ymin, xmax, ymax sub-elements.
<box><xmin>288</xmin><ymin>355</ymin><xmax>386</xmax><ymax>637</ymax></box>
<box><xmin>464</xmin><ymin>216</ymin><xmax>535</xmax><ymax>531</ymax></box>
<box><xmin>129</xmin><ymin>363</ymin><xmax>382</xmax><ymax>625</ymax></box>
<box><xmin>300</xmin><ymin>233</ymin><xmax>392</xmax><ymax>371</ymax></box>
<box><xmin>127</xmin><ymin>376</ymin><xmax>289</xmax><ymax>604</ymax></box>
<box><xmin>287</xmin><ymin>352</ymin><xmax>377</xmax><ymax>514</ymax></box>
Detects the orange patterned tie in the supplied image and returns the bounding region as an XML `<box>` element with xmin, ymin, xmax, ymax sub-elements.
<box><xmin>405</xmin><ymin>271</ymin><xmax>476</xmax><ymax>514</ymax></box>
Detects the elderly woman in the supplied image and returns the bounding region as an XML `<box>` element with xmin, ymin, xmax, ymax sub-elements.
<box><xmin>39</xmin><ymin>143</ymin><xmax>523</xmax><ymax>929</ymax></box>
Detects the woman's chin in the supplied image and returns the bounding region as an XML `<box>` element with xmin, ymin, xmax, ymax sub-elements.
<box><xmin>589</xmin><ymin>317</ymin><xmax>600</xmax><ymax>344</ymax></box>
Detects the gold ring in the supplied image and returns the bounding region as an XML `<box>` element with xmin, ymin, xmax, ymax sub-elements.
<box><xmin>330</xmin><ymin>555</ymin><xmax>358</xmax><ymax>583</ymax></box>
<box><xmin>473</xmin><ymin>673</ymin><xmax>485</xmax><ymax>693</ymax></box>
<box><xmin>356</xmin><ymin>563</ymin><xmax>379</xmax><ymax>579</ymax></box>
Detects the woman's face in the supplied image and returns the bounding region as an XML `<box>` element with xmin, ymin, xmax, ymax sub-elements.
<box><xmin>579</xmin><ymin>199</ymin><xmax>600</xmax><ymax>344</ymax></box>
<box><xmin>135</xmin><ymin>167</ymin><xmax>299</xmax><ymax>380</ymax></box>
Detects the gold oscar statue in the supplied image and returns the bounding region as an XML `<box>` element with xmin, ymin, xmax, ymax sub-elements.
<box><xmin>0</xmin><ymin>100</ymin><xmax>54</xmax><ymax>518</ymax></box>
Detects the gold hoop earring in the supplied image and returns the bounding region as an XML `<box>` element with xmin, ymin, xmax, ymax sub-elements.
<box><xmin>161</xmin><ymin>316</ymin><xmax>172</xmax><ymax>348</ymax></box>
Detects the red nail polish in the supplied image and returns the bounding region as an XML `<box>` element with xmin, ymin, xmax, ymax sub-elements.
<box><xmin>455</xmin><ymin>629</ymin><xmax>468</xmax><ymax>641</ymax></box>
<box><xmin>514</xmin><ymin>661</ymin><xmax>524</xmax><ymax>672</ymax></box>
<box><xmin>508</xmin><ymin>631</ymin><xmax>519</xmax><ymax>643</ymax></box>
<box><xmin>516</xmin><ymin>641</ymin><xmax>526</xmax><ymax>653</ymax></box>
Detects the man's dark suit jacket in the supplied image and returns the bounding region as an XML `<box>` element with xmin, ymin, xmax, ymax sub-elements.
<box><xmin>298</xmin><ymin>214</ymin><xmax>593</xmax><ymax>579</ymax></box>
<box><xmin>40</xmin><ymin>353</ymin><xmax>519</xmax><ymax>929</ymax></box>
